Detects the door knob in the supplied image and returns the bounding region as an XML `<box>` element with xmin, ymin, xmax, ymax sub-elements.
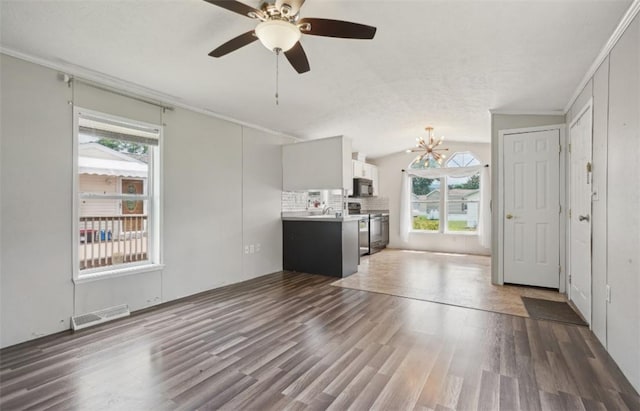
<box><xmin>506</xmin><ymin>214</ymin><xmax>514</xmax><ymax>220</ymax></box>
<box><xmin>578</xmin><ymin>215</ymin><xmax>590</xmax><ymax>222</ymax></box>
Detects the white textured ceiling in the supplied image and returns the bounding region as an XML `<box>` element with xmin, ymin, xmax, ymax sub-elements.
<box><xmin>0</xmin><ymin>0</ymin><xmax>632</xmax><ymax>158</ymax></box>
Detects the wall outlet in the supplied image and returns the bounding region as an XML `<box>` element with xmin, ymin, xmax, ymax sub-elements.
<box><xmin>249</xmin><ymin>244</ymin><xmax>255</xmax><ymax>254</ymax></box>
<box><xmin>244</xmin><ymin>246</ymin><xmax>249</xmax><ymax>254</ymax></box>
<box><xmin>256</xmin><ymin>243</ymin><xmax>261</xmax><ymax>253</ymax></box>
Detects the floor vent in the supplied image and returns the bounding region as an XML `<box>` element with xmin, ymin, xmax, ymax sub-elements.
<box><xmin>71</xmin><ymin>304</ymin><xmax>130</xmax><ymax>331</ymax></box>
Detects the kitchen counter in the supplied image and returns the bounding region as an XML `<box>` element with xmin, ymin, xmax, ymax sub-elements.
<box><xmin>361</xmin><ymin>209</ymin><xmax>390</xmax><ymax>215</ymax></box>
<box><xmin>281</xmin><ymin>214</ymin><xmax>362</xmax><ymax>222</ymax></box>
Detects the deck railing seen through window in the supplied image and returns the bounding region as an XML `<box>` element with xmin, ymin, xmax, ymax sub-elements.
<box><xmin>79</xmin><ymin>215</ymin><xmax>148</xmax><ymax>270</ymax></box>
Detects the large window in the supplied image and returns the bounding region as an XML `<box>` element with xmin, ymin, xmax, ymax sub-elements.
<box><xmin>410</xmin><ymin>152</ymin><xmax>481</xmax><ymax>233</ymax></box>
<box><xmin>75</xmin><ymin>109</ymin><xmax>161</xmax><ymax>278</ymax></box>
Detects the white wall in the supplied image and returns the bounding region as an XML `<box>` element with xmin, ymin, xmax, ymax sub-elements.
<box><xmin>0</xmin><ymin>54</ymin><xmax>294</xmax><ymax>348</ymax></box>
<box><xmin>161</xmin><ymin>107</ymin><xmax>243</xmax><ymax>301</ymax></box>
<box><xmin>524</xmin><ymin>13</ymin><xmax>638</xmax><ymax>392</ymax></box>
<box><xmin>605</xmin><ymin>14</ymin><xmax>639</xmax><ymax>392</ymax></box>
<box><xmin>1</xmin><ymin>53</ymin><xmax>75</xmax><ymax>343</ymax></box>
<box><xmin>372</xmin><ymin>141</ymin><xmax>491</xmax><ymax>255</ymax></box>
<box><xmin>242</xmin><ymin>128</ymin><xmax>290</xmax><ymax>279</ymax></box>
<box><xmin>566</xmin><ymin>13</ymin><xmax>640</xmax><ymax>392</ymax></box>
<box><xmin>564</xmin><ymin>14</ymin><xmax>639</xmax><ymax>392</ymax></box>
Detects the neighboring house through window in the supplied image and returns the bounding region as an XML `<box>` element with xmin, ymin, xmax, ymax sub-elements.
<box><xmin>410</xmin><ymin>152</ymin><xmax>481</xmax><ymax>233</ymax></box>
<box><xmin>74</xmin><ymin>108</ymin><xmax>161</xmax><ymax>279</ymax></box>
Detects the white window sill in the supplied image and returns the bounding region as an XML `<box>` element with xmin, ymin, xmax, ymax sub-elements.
<box><xmin>74</xmin><ymin>263</ymin><xmax>165</xmax><ymax>285</ymax></box>
<box><xmin>410</xmin><ymin>230</ymin><xmax>479</xmax><ymax>237</ymax></box>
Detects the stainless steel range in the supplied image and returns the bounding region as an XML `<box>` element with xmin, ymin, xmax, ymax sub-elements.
<box><xmin>348</xmin><ymin>203</ymin><xmax>389</xmax><ymax>255</ymax></box>
<box><xmin>348</xmin><ymin>202</ymin><xmax>370</xmax><ymax>256</ymax></box>
<box><xmin>368</xmin><ymin>212</ymin><xmax>389</xmax><ymax>254</ymax></box>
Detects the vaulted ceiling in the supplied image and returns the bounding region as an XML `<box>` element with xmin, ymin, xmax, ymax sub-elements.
<box><xmin>0</xmin><ymin>0</ymin><xmax>632</xmax><ymax>158</ymax></box>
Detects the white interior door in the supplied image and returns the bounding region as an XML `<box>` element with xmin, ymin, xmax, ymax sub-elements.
<box><xmin>503</xmin><ymin>129</ymin><xmax>560</xmax><ymax>288</ymax></box>
<box><xmin>569</xmin><ymin>107</ymin><xmax>593</xmax><ymax>322</ymax></box>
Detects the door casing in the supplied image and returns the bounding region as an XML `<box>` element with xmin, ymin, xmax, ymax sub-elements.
<box><xmin>497</xmin><ymin>124</ymin><xmax>567</xmax><ymax>291</ymax></box>
<box><xmin>568</xmin><ymin>99</ymin><xmax>593</xmax><ymax>324</ymax></box>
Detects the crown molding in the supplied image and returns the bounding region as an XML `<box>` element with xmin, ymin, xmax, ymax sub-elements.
<box><xmin>564</xmin><ymin>0</ymin><xmax>640</xmax><ymax>114</ymax></box>
<box><xmin>0</xmin><ymin>47</ymin><xmax>301</xmax><ymax>142</ymax></box>
<box><xmin>489</xmin><ymin>109</ymin><xmax>565</xmax><ymax>116</ymax></box>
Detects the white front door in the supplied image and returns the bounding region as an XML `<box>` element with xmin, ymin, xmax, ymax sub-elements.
<box><xmin>503</xmin><ymin>129</ymin><xmax>560</xmax><ymax>288</ymax></box>
<box><xmin>569</xmin><ymin>106</ymin><xmax>593</xmax><ymax>322</ymax></box>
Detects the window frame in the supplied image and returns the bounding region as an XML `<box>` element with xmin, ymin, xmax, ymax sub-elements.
<box><xmin>410</xmin><ymin>176</ymin><xmax>444</xmax><ymax>233</ymax></box>
<box><xmin>444</xmin><ymin>192</ymin><xmax>480</xmax><ymax>234</ymax></box>
<box><xmin>446</xmin><ymin>151</ymin><xmax>481</xmax><ymax>168</ymax></box>
<box><xmin>72</xmin><ymin>107</ymin><xmax>163</xmax><ymax>283</ymax></box>
<box><xmin>409</xmin><ymin>151</ymin><xmax>481</xmax><ymax>235</ymax></box>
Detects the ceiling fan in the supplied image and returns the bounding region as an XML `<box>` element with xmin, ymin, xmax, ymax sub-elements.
<box><xmin>204</xmin><ymin>0</ymin><xmax>377</xmax><ymax>74</ymax></box>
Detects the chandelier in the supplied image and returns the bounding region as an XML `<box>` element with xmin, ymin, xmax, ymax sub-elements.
<box><xmin>406</xmin><ymin>126</ymin><xmax>449</xmax><ymax>165</ymax></box>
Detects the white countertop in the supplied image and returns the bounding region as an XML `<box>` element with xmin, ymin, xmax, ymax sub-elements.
<box><xmin>281</xmin><ymin>214</ymin><xmax>362</xmax><ymax>222</ymax></box>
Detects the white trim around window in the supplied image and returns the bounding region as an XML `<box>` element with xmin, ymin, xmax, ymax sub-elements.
<box><xmin>72</xmin><ymin>107</ymin><xmax>163</xmax><ymax>282</ymax></box>
<box><xmin>409</xmin><ymin>175</ymin><xmax>482</xmax><ymax>236</ymax></box>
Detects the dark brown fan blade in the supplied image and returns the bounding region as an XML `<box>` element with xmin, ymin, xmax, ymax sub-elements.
<box><xmin>298</xmin><ymin>18</ymin><xmax>376</xmax><ymax>39</ymax></box>
<box><xmin>209</xmin><ymin>31</ymin><xmax>258</xmax><ymax>57</ymax></box>
<box><xmin>284</xmin><ymin>42</ymin><xmax>310</xmax><ymax>74</ymax></box>
<box><xmin>203</xmin><ymin>0</ymin><xmax>264</xmax><ymax>19</ymax></box>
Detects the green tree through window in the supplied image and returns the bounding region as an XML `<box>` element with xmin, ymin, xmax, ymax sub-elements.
<box><xmin>97</xmin><ymin>138</ymin><xmax>148</xmax><ymax>155</ymax></box>
<box><xmin>412</xmin><ymin>177</ymin><xmax>434</xmax><ymax>195</ymax></box>
<box><xmin>449</xmin><ymin>173</ymin><xmax>479</xmax><ymax>190</ymax></box>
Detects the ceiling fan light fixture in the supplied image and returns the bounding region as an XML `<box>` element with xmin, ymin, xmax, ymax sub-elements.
<box><xmin>255</xmin><ymin>20</ymin><xmax>301</xmax><ymax>52</ymax></box>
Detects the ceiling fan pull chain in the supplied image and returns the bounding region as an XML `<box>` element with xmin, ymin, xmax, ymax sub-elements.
<box><xmin>275</xmin><ymin>48</ymin><xmax>280</xmax><ymax>105</ymax></box>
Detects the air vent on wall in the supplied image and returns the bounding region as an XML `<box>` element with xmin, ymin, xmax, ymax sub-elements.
<box><xmin>71</xmin><ymin>304</ymin><xmax>130</xmax><ymax>331</ymax></box>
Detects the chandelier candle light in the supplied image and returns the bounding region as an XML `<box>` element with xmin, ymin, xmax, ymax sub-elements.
<box><xmin>406</xmin><ymin>126</ymin><xmax>449</xmax><ymax>165</ymax></box>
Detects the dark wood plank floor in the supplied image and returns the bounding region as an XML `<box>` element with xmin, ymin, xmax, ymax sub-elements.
<box><xmin>1</xmin><ymin>272</ymin><xmax>638</xmax><ymax>410</ymax></box>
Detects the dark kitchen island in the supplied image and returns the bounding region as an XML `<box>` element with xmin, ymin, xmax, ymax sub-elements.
<box><xmin>282</xmin><ymin>215</ymin><xmax>360</xmax><ymax>278</ymax></box>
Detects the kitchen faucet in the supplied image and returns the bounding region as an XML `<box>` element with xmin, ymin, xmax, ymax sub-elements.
<box><xmin>322</xmin><ymin>206</ymin><xmax>335</xmax><ymax>215</ymax></box>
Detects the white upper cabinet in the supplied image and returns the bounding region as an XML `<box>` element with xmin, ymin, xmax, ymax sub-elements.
<box><xmin>371</xmin><ymin>165</ymin><xmax>379</xmax><ymax>196</ymax></box>
<box><xmin>352</xmin><ymin>160</ymin><xmax>364</xmax><ymax>179</ymax></box>
<box><xmin>352</xmin><ymin>160</ymin><xmax>371</xmax><ymax>179</ymax></box>
<box><xmin>283</xmin><ymin>136</ymin><xmax>353</xmax><ymax>191</ymax></box>
<box><xmin>352</xmin><ymin>160</ymin><xmax>379</xmax><ymax>195</ymax></box>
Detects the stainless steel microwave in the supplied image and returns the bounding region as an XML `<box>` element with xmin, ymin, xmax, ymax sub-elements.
<box><xmin>353</xmin><ymin>178</ymin><xmax>373</xmax><ymax>197</ymax></box>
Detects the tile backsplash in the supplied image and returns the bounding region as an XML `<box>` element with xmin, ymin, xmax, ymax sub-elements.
<box><xmin>282</xmin><ymin>190</ymin><xmax>389</xmax><ymax>212</ymax></box>
<box><xmin>281</xmin><ymin>191</ymin><xmax>309</xmax><ymax>211</ymax></box>
<box><xmin>361</xmin><ymin>196</ymin><xmax>390</xmax><ymax>211</ymax></box>
<box><xmin>282</xmin><ymin>190</ymin><xmax>345</xmax><ymax>212</ymax></box>
<box><xmin>346</xmin><ymin>196</ymin><xmax>390</xmax><ymax>211</ymax></box>
<box><xmin>328</xmin><ymin>191</ymin><xmax>344</xmax><ymax>210</ymax></box>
